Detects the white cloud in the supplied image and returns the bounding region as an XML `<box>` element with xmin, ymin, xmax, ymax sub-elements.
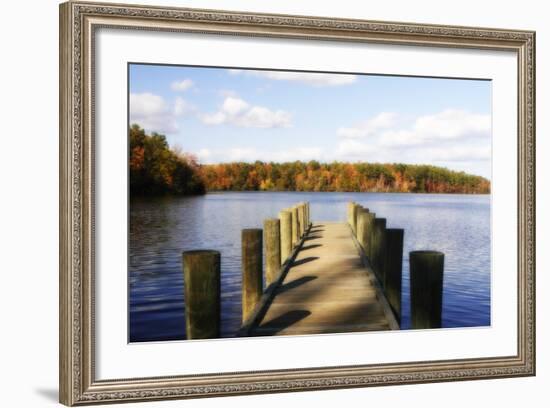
<box><xmin>269</xmin><ymin>147</ymin><xmax>323</xmax><ymax>162</ymax></box>
<box><xmin>130</xmin><ymin>92</ymin><xmax>166</xmax><ymax>117</ymax></box>
<box><xmin>333</xmin><ymin>109</ymin><xmax>492</xmax><ymax>177</ymax></box>
<box><xmin>222</xmin><ymin>96</ymin><xmax>249</xmax><ymax>115</ymax></box>
<box><xmin>413</xmin><ymin>109</ymin><xmax>491</xmax><ymax>141</ymax></box>
<box><xmin>229</xmin><ymin>69</ymin><xmax>357</xmax><ymax>87</ymax></box>
<box><xmin>129</xmin><ymin>92</ymin><xmax>178</xmax><ymax>134</ymax></box>
<box><xmin>333</xmin><ymin>139</ymin><xmax>490</xmax><ymax>170</ymax></box>
<box><xmin>200</xmin><ymin>112</ymin><xmax>226</xmax><ymax>126</ymax></box>
<box><xmin>196</xmin><ymin>146</ymin><xmax>323</xmax><ymax>164</ymax></box>
<box><xmin>196</xmin><ymin>141</ymin><xmax>489</xmax><ymax>177</ymax></box>
<box><xmin>129</xmin><ymin>93</ymin><xmax>197</xmax><ymax>134</ymax></box>
<box><xmin>226</xmin><ymin>148</ymin><xmax>258</xmax><ymax>162</ymax></box>
<box><xmin>335</xmin><ymin>139</ymin><xmax>377</xmax><ymax>158</ymax></box>
<box><xmin>338</xmin><ymin>109</ymin><xmax>490</xmax><ymax>146</ymax></box>
<box><xmin>173</xmin><ymin>97</ymin><xmax>195</xmax><ymax>116</ymax></box>
<box><xmin>199</xmin><ymin>96</ymin><xmax>292</xmax><ymax>128</ymax></box>
<box><xmin>239</xmin><ymin>107</ymin><xmax>292</xmax><ymax>128</ymax></box>
<box><xmin>422</xmin><ymin>146</ymin><xmax>491</xmax><ymax>162</ymax></box>
<box><xmin>337</xmin><ymin>112</ymin><xmax>398</xmax><ymax>139</ymax></box>
<box><xmin>170</xmin><ymin>79</ymin><xmax>194</xmax><ymax>92</ymax></box>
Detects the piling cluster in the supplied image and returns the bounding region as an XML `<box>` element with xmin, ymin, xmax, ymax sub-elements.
<box><xmin>347</xmin><ymin>201</ymin><xmax>445</xmax><ymax>330</ymax></box>
<box><xmin>182</xmin><ymin>202</ymin><xmax>310</xmax><ymax>339</ymax></box>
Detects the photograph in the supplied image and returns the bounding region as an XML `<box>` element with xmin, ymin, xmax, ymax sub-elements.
<box><xmin>128</xmin><ymin>64</ymin><xmax>492</xmax><ymax>342</ymax></box>
<box><xmin>57</xmin><ymin>1</ymin><xmax>536</xmax><ymax>405</ymax></box>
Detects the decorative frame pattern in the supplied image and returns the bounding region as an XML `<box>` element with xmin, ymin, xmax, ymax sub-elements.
<box><xmin>59</xmin><ymin>1</ymin><xmax>535</xmax><ymax>405</ymax></box>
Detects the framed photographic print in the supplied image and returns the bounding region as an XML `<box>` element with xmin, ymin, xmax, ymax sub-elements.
<box><xmin>59</xmin><ymin>1</ymin><xmax>536</xmax><ymax>405</ymax></box>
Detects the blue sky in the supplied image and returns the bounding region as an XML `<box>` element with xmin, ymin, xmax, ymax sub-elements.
<box><xmin>129</xmin><ymin>64</ymin><xmax>492</xmax><ymax>178</ymax></box>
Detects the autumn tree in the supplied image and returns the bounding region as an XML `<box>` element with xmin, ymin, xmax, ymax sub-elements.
<box><xmin>129</xmin><ymin>124</ymin><xmax>205</xmax><ymax>196</ymax></box>
<box><xmin>196</xmin><ymin>161</ymin><xmax>490</xmax><ymax>194</ymax></box>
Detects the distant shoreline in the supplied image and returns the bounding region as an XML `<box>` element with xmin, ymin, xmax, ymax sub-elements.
<box><xmin>130</xmin><ymin>124</ymin><xmax>490</xmax><ymax>197</ymax></box>
<box><xmin>202</xmin><ymin>190</ymin><xmax>491</xmax><ymax>195</ymax></box>
<box><xmin>130</xmin><ymin>190</ymin><xmax>491</xmax><ymax>199</ymax></box>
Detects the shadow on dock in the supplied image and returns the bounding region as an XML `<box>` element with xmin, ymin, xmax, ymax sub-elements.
<box><xmin>278</xmin><ymin>275</ymin><xmax>317</xmax><ymax>293</ymax></box>
<box><xmin>301</xmin><ymin>243</ymin><xmax>322</xmax><ymax>251</ymax></box>
<box><xmin>291</xmin><ymin>256</ymin><xmax>319</xmax><ymax>267</ymax></box>
<box><xmin>303</xmin><ymin>235</ymin><xmax>322</xmax><ymax>242</ymax></box>
<box><xmin>255</xmin><ymin>310</ymin><xmax>312</xmax><ymax>335</ymax></box>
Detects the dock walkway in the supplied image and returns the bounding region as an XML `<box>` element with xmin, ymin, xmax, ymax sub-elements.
<box><xmin>246</xmin><ymin>222</ymin><xmax>398</xmax><ymax>336</ymax></box>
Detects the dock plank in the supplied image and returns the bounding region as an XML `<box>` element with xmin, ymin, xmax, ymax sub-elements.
<box><xmin>247</xmin><ymin>222</ymin><xmax>397</xmax><ymax>336</ymax></box>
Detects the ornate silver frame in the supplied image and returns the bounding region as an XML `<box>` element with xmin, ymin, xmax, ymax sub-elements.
<box><xmin>59</xmin><ymin>1</ymin><xmax>536</xmax><ymax>405</ymax></box>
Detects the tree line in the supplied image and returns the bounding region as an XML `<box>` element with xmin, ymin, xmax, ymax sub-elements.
<box><xmin>199</xmin><ymin>161</ymin><xmax>490</xmax><ymax>194</ymax></box>
<box><xmin>129</xmin><ymin>125</ymin><xmax>490</xmax><ymax>196</ymax></box>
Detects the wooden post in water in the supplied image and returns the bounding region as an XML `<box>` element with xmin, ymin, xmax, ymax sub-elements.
<box><xmin>384</xmin><ymin>229</ymin><xmax>404</xmax><ymax>324</ymax></box>
<box><xmin>356</xmin><ymin>209</ymin><xmax>369</xmax><ymax>250</ymax></box>
<box><xmin>302</xmin><ymin>202</ymin><xmax>307</xmax><ymax>234</ymax></box>
<box><xmin>410</xmin><ymin>250</ymin><xmax>444</xmax><ymax>329</ymax></box>
<box><xmin>364</xmin><ymin>212</ymin><xmax>376</xmax><ymax>259</ymax></box>
<box><xmin>296</xmin><ymin>205</ymin><xmax>301</xmax><ymax>241</ymax></box>
<box><xmin>242</xmin><ymin>229</ymin><xmax>263</xmax><ymax>323</ymax></box>
<box><xmin>291</xmin><ymin>206</ymin><xmax>299</xmax><ymax>247</ymax></box>
<box><xmin>264</xmin><ymin>219</ymin><xmax>281</xmax><ymax>287</ymax></box>
<box><xmin>370</xmin><ymin>218</ymin><xmax>387</xmax><ymax>281</ymax></box>
<box><xmin>298</xmin><ymin>203</ymin><xmax>305</xmax><ymax>237</ymax></box>
<box><xmin>279</xmin><ymin>210</ymin><xmax>292</xmax><ymax>264</ymax></box>
<box><xmin>350</xmin><ymin>202</ymin><xmax>356</xmax><ymax>229</ymax></box>
<box><xmin>351</xmin><ymin>203</ymin><xmax>359</xmax><ymax>236</ymax></box>
<box><xmin>182</xmin><ymin>250</ymin><xmax>221</xmax><ymax>339</ymax></box>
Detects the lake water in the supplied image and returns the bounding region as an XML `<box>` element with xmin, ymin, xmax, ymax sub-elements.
<box><xmin>129</xmin><ymin>192</ymin><xmax>491</xmax><ymax>342</ymax></box>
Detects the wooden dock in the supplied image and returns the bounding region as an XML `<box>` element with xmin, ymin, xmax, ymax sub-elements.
<box><xmin>241</xmin><ymin>221</ymin><xmax>399</xmax><ymax>337</ymax></box>
<box><xmin>183</xmin><ymin>201</ymin><xmax>445</xmax><ymax>340</ymax></box>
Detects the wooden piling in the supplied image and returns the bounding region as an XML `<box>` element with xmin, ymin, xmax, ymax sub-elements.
<box><xmin>370</xmin><ymin>218</ymin><xmax>386</xmax><ymax>281</ymax></box>
<box><xmin>295</xmin><ymin>205</ymin><xmax>301</xmax><ymax>242</ymax></box>
<box><xmin>410</xmin><ymin>250</ymin><xmax>444</xmax><ymax>329</ymax></box>
<box><xmin>298</xmin><ymin>203</ymin><xmax>305</xmax><ymax>237</ymax></box>
<box><xmin>291</xmin><ymin>206</ymin><xmax>299</xmax><ymax>247</ymax></box>
<box><xmin>302</xmin><ymin>202</ymin><xmax>308</xmax><ymax>234</ymax></box>
<box><xmin>349</xmin><ymin>202</ymin><xmax>354</xmax><ymax>232</ymax></box>
<box><xmin>364</xmin><ymin>212</ymin><xmax>376</xmax><ymax>259</ymax></box>
<box><xmin>264</xmin><ymin>219</ymin><xmax>281</xmax><ymax>286</ymax></box>
<box><xmin>356</xmin><ymin>210</ymin><xmax>369</xmax><ymax>249</ymax></box>
<box><xmin>279</xmin><ymin>210</ymin><xmax>292</xmax><ymax>264</ymax></box>
<box><xmin>182</xmin><ymin>250</ymin><xmax>221</xmax><ymax>339</ymax></box>
<box><xmin>242</xmin><ymin>229</ymin><xmax>263</xmax><ymax>323</ymax></box>
<box><xmin>351</xmin><ymin>203</ymin><xmax>359</xmax><ymax>236</ymax></box>
<box><xmin>384</xmin><ymin>229</ymin><xmax>404</xmax><ymax>323</ymax></box>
